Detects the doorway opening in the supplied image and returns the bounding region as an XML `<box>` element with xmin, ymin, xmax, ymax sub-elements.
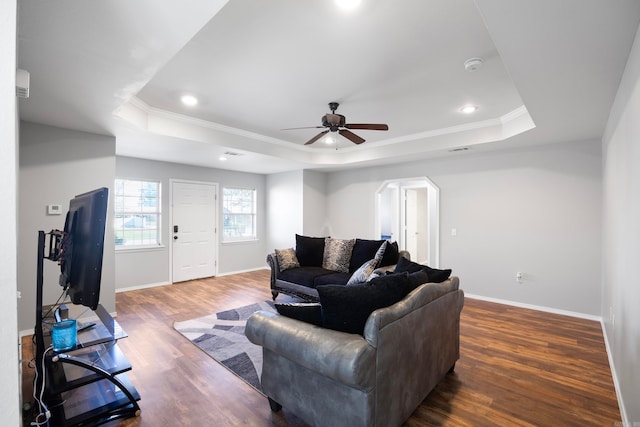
<box><xmin>375</xmin><ymin>177</ymin><xmax>439</xmax><ymax>267</ymax></box>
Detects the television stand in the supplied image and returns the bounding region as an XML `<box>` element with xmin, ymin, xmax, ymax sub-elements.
<box><xmin>34</xmin><ymin>230</ymin><xmax>140</xmax><ymax>426</ymax></box>
<box><xmin>43</xmin><ymin>305</ymin><xmax>140</xmax><ymax>426</ymax></box>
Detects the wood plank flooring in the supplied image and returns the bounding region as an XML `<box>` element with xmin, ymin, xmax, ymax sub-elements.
<box><xmin>21</xmin><ymin>270</ymin><xmax>620</xmax><ymax>426</ymax></box>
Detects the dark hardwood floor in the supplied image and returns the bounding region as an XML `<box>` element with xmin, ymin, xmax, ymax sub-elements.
<box><xmin>22</xmin><ymin>270</ymin><xmax>620</xmax><ymax>426</ymax></box>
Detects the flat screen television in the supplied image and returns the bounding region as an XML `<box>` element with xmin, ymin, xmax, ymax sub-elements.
<box><xmin>58</xmin><ymin>187</ymin><xmax>109</xmax><ymax>310</ymax></box>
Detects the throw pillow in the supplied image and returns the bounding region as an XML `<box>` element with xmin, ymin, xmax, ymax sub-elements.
<box><xmin>275</xmin><ymin>302</ymin><xmax>323</xmax><ymax>327</ymax></box>
<box><xmin>379</xmin><ymin>241</ymin><xmax>400</xmax><ymax>267</ymax></box>
<box><xmin>367</xmin><ymin>270</ymin><xmax>385</xmax><ymax>281</ymax></box>
<box><xmin>406</xmin><ymin>269</ymin><xmax>430</xmax><ymax>293</ymax></box>
<box><xmin>274</xmin><ymin>248</ymin><xmax>300</xmax><ymax>272</ymax></box>
<box><xmin>317</xmin><ymin>272</ymin><xmax>411</xmax><ymax>335</ymax></box>
<box><xmin>295</xmin><ymin>234</ymin><xmax>327</xmax><ymax>267</ymax></box>
<box><xmin>346</xmin><ymin>259</ymin><xmax>378</xmax><ymax>285</ymax></box>
<box><xmin>374</xmin><ymin>241</ymin><xmax>387</xmax><ymax>262</ymax></box>
<box><xmin>394</xmin><ymin>256</ymin><xmax>452</xmax><ymax>283</ymax></box>
<box><xmin>349</xmin><ymin>239</ymin><xmax>387</xmax><ymax>273</ymax></box>
<box><xmin>322</xmin><ymin>238</ymin><xmax>356</xmax><ymax>273</ymax></box>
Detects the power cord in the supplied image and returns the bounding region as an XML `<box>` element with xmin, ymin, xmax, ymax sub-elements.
<box><xmin>31</xmin><ymin>345</ymin><xmax>53</xmax><ymax>426</ymax></box>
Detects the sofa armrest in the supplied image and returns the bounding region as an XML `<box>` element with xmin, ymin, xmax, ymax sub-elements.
<box><xmin>266</xmin><ymin>253</ymin><xmax>279</xmax><ymax>288</ymax></box>
<box><xmin>363</xmin><ymin>276</ymin><xmax>462</xmax><ymax>347</ymax></box>
<box><xmin>246</xmin><ymin>311</ymin><xmax>376</xmax><ymax>389</ymax></box>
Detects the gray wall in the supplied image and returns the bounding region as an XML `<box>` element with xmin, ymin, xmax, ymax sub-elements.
<box><xmin>602</xmin><ymin>23</ymin><xmax>640</xmax><ymax>425</ymax></box>
<box><xmin>18</xmin><ymin>122</ymin><xmax>116</xmax><ymax>332</ymax></box>
<box><xmin>302</xmin><ymin>169</ymin><xmax>329</xmax><ymax>236</ymax></box>
<box><xmin>1</xmin><ymin>0</ymin><xmax>20</xmax><ymax>422</ymax></box>
<box><xmin>325</xmin><ymin>139</ymin><xmax>602</xmax><ymax>316</ymax></box>
<box><xmin>264</xmin><ymin>169</ymin><xmax>328</xmax><ymax>254</ymax></box>
<box><xmin>265</xmin><ymin>170</ymin><xmax>303</xmax><ymax>252</ymax></box>
<box><xmin>115</xmin><ymin>156</ymin><xmax>267</xmax><ymax>289</ymax></box>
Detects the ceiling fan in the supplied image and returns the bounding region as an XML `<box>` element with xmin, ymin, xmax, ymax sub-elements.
<box><xmin>283</xmin><ymin>102</ymin><xmax>389</xmax><ymax>145</ymax></box>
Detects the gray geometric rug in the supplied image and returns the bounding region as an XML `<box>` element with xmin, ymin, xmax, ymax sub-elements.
<box><xmin>173</xmin><ymin>300</ymin><xmax>275</xmax><ymax>395</ymax></box>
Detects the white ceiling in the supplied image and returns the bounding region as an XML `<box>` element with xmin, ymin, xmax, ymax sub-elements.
<box><xmin>17</xmin><ymin>0</ymin><xmax>640</xmax><ymax>174</ymax></box>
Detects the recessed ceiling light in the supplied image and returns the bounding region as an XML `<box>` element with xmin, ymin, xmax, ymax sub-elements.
<box><xmin>460</xmin><ymin>105</ymin><xmax>478</xmax><ymax>114</ymax></box>
<box><xmin>181</xmin><ymin>95</ymin><xmax>198</xmax><ymax>107</ymax></box>
<box><xmin>335</xmin><ymin>0</ymin><xmax>362</xmax><ymax>11</ymax></box>
<box><xmin>219</xmin><ymin>156</ymin><xmax>227</xmax><ymax>161</ymax></box>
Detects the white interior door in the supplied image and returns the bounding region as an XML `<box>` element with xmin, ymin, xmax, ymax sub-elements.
<box><xmin>405</xmin><ymin>189</ymin><xmax>419</xmax><ymax>258</ymax></box>
<box><xmin>172</xmin><ymin>181</ymin><xmax>217</xmax><ymax>283</ymax></box>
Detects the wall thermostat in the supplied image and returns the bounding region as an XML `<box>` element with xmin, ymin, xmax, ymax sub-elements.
<box><xmin>47</xmin><ymin>204</ymin><xmax>62</xmax><ymax>215</ymax></box>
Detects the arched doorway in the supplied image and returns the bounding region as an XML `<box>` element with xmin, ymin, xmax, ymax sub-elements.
<box><xmin>375</xmin><ymin>177</ymin><xmax>439</xmax><ymax>267</ymax></box>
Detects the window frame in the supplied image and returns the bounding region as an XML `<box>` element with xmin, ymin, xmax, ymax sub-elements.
<box><xmin>114</xmin><ymin>178</ymin><xmax>162</xmax><ymax>250</ymax></box>
<box><xmin>222</xmin><ymin>187</ymin><xmax>257</xmax><ymax>243</ymax></box>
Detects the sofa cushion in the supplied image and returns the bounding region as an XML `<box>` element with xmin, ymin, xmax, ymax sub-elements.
<box><xmin>394</xmin><ymin>257</ymin><xmax>452</xmax><ymax>283</ymax></box>
<box><xmin>274</xmin><ymin>248</ymin><xmax>300</xmax><ymax>272</ymax></box>
<box><xmin>322</xmin><ymin>238</ymin><xmax>356</xmax><ymax>273</ymax></box>
<box><xmin>295</xmin><ymin>234</ymin><xmax>327</xmax><ymax>267</ymax></box>
<box><xmin>279</xmin><ymin>266</ymin><xmax>336</xmax><ymax>288</ymax></box>
<box><xmin>275</xmin><ymin>302</ymin><xmax>323</xmax><ymax>326</ymax></box>
<box><xmin>317</xmin><ymin>272</ymin><xmax>411</xmax><ymax>335</ymax></box>
<box><xmin>379</xmin><ymin>241</ymin><xmax>400</xmax><ymax>267</ymax></box>
<box><xmin>349</xmin><ymin>239</ymin><xmax>387</xmax><ymax>273</ymax></box>
<box><xmin>346</xmin><ymin>259</ymin><xmax>379</xmax><ymax>285</ymax></box>
<box><xmin>406</xmin><ymin>269</ymin><xmax>431</xmax><ymax>292</ymax></box>
<box><xmin>313</xmin><ymin>271</ymin><xmax>351</xmax><ymax>287</ymax></box>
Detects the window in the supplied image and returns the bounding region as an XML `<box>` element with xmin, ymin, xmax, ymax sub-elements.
<box><xmin>114</xmin><ymin>179</ymin><xmax>161</xmax><ymax>248</ymax></box>
<box><xmin>223</xmin><ymin>187</ymin><xmax>256</xmax><ymax>242</ymax></box>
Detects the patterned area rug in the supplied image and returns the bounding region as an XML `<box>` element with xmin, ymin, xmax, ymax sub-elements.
<box><xmin>173</xmin><ymin>300</ymin><xmax>275</xmax><ymax>395</ymax></box>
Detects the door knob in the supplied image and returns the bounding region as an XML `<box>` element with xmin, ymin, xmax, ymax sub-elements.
<box><xmin>174</xmin><ymin>235</ymin><xmax>178</xmax><ymax>240</ymax></box>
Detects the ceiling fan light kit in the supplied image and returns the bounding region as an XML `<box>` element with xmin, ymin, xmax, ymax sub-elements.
<box><xmin>284</xmin><ymin>102</ymin><xmax>389</xmax><ymax>146</ymax></box>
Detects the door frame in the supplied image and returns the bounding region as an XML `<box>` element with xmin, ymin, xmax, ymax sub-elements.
<box><xmin>169</xmin><ymin>179</ymin><xmax>219</xmax><ymax>283</ymax></box>
<box><xmin>375</xmin><ymin>176</ymin><xmax>440</xmax><ymax>267</ymax></box>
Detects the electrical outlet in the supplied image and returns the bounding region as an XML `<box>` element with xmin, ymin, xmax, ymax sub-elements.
<box><xmin>516</xmin><ymin>272</ymin><xmax>523</xmax><ymax>283</ymax></box>
<box><xmin>16</xmin><ymin>291</ymin><xmax>21</xmax><ymax>299</ymax></box>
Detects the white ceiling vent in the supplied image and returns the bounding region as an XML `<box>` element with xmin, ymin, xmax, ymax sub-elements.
<box><xmin>16</xmin><ymin>69</ymin><xmax>30</xmax><ymax>99</ymax></box>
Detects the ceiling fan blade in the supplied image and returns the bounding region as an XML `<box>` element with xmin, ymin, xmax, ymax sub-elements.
<box><xmin>281</xmin><ymin>126</ymin><xmax>324</xmax><ymax>130</ymax></box>
<box><xmin>344</xmin><ymin>123</ymin><xmax>389</xmax><ymax>131</ymax></box>
<box><xmin>339</xmin><ymin>129</ymin><xmax>365</xmax><ymax>145</ymax></box>
<box><xmin>305</xmin><ymin>130</ymin><xmax>330</xmax><ymax>145</ymax></box>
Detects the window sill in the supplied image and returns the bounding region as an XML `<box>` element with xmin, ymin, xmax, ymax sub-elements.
<box><xmin>115</xmin><ymin>245</ymin><xmax>166</xmax><ymax>253</ymax></box>
<box><xmin>221</xmin><ymin>239</ymin><xmax>260</xmax><ymax>246</ymax></box>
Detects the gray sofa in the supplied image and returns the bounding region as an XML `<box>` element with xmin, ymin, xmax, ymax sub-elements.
<box><xmin>246</xmin><ymin>276</ymin><xmax>464</xmax><ymax>427</ymax></box>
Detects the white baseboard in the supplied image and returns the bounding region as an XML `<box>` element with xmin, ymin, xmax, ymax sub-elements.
<box><xmin>601</xmin><ymin>321</ymin><xmax>628</xmax><ymax>426</ymax></box>
<box><xmin>464</xmin><ymin>293</ymin><xmax>602</xmax><ymax>321</ymax></box>
<box><xmin>216</xmin><ymin>266</ymin><xmax>269</xmax><ymax>277</ymax></box>
<box><xmin>115</xmin><ymin>281</ymin><xmax>171</xmax><ymax>293</ymax></box>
